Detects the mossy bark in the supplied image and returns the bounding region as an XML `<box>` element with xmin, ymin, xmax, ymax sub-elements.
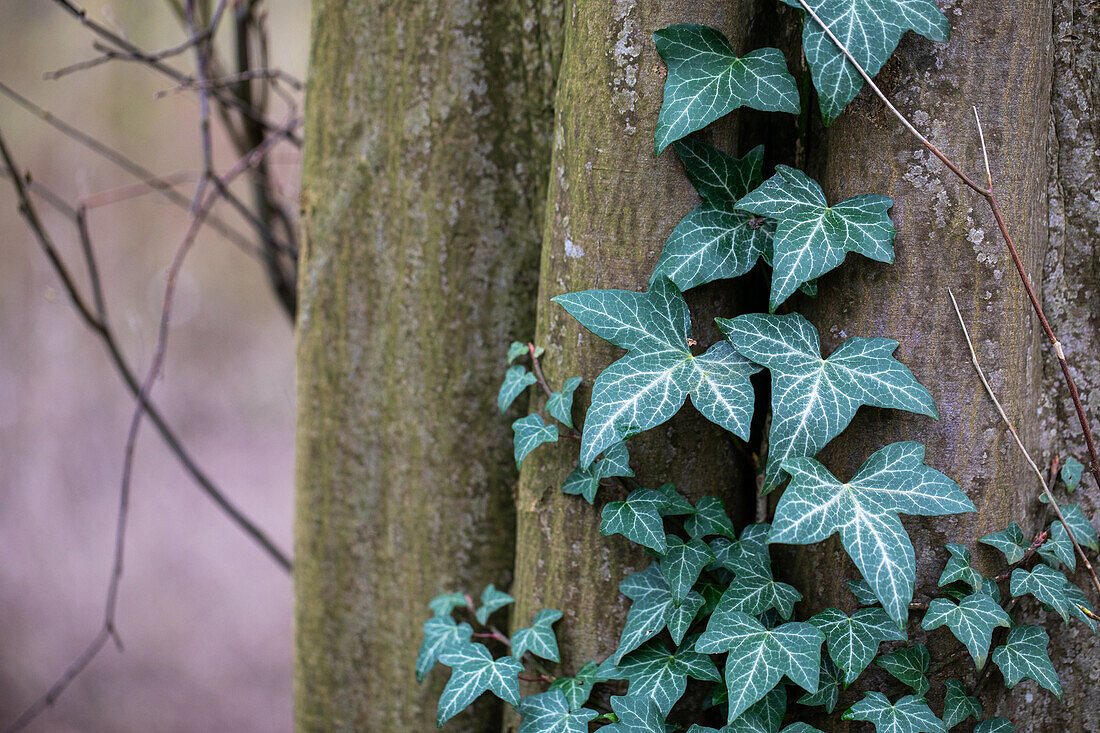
<box><xmin>506</xmin><ymin>2</ymin><xmax>762</xmax><ymax>722</ymax></box>
<box><xmin>780</xmin><ymin>0</ymin><xmax>1060</xmax><ymax>722</ymax></box>
<box><xmin>294</xmin><ymin>1</ymin><xmax>561</xmax><ymax>730</ymax></box>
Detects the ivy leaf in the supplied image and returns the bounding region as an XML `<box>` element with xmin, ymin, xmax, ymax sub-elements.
<box><xmin>417</xmin><ymin>616</ymin><xmax>474</xmax><ymax>683</ymax></box>
<box><xmin>512</xmin><ymin>609</ymin><xmax>563</xmax><ymax>663</ymax></box>
<box><xmin>695</xmin><ymin>610</ymin><xmax>824</xmax><ymax>721</ymax></box>
<box><xmin>476</xmin><ymin>584</ymin><xmax>514</xmax><ymax>625</ymax></box>
<box><xmin>711</xmin><ymin>523</ymin><xmax>773</xmax><ymax>575</ymax></box>
<box><xmin>941</xmin><ymin>679</ymin><xmax>981</xmax><ymax>729</ymax></box>
<box><xmin>651</xmin><ymin>482</ymin><xmax>696</xmax><ymax>516</ymax></box>
<box><xmin>736</xmin><ymin>166</ymin><xmax>895</xmax><ymax>309</ymax></box>
<box><xmin>848</xmin><ymin>579</ymin><xmax>880</xmax><ymax>606</ymax></box>
<box><xmin>799</xmin><ymin>654</ymin><xmax>843</xmax><ymax>713</ymax></box>
<box><xmin>781</xmin><ymin>0</ymin><xmax>950</xmax><ymax>124</ymax></box>
<box><xmin>1038</xmin><ymin>521</ymin><xmax>1076</xmax><ymax>571</ymax></box>
<box><xmin>437</xmin><ymin>643</ymin><xmax>523</xmax><ymax>726</ymax></box>
<box><xmin>651</xmin><ymin>141</ymin><xmax>774</xmax><ymax>293</ymax></box>
<box><xmin>603</xmin><ymin>695</ymin><xmax>667</xmax><ymax>733</ymax></box>
<box><xmin>601</xmin><ymin>489</ymin><xmax>670</xmax><ymax>553</ymax></box>
<box><xmin>661</xmin><ymin>537</ymin><xmax>716</xmax><ymax>603</ymax></box>
<box><xmin>843</xmin><ymin>692</ymin><xmax>946</xmax><ymax>733</ymax></box>
<box><xmin>562</xmin><ymin>443</ymin><xmax>634</xmax><ymax>504</ymax></box>
<box><xmin>781</xmin><ymin>726</ymin><xmax>825</xmax><ymax>733</ymax></box>
<box><xmin>1060</xmin><ymin>503</ymin><xmax>1099</xmax><ymax>551</ymax></box>
<box><xmin>429</xmin><ymin>592</ymin><xmax>470</xmax><ymax>618</ymax></box>
<box><xmin>978</xmin><ymin>523</ymin><xmax>1029</xmax><ymax>565</ymax></box>
<box><xmin>717</xmin><ymin>561</ymin><xmax>802</xmax><ymax>620</ymax></box>
<box><xmin>653</xmin><ymin>24</ymin><xmax>799</xmax><ymax>153</ymax></box>
<box><xmin>500</xmin><ymin>366</ymin><xmax>538</xmax><ymax>412</ymax></box>
<box><xmin>686</xmin><ymin>496</ymin><xmax>738</xmax><ymax>539</ymax></box>
<box><xmin>513</xmin><ymin>414</ymin><xmax>558</xmax><ymax>468</ymax></box>
<box><xmin>991</xmin><ymin>625</ymin><xmax>1061</xmax><ymax>698</ymax></box>
<box><xmin>669</xmin><ymin>592</ymin><xmax>707</xmax><ymax>646</ymax></box>
<box><xmin>508</xmin><ymin>341</ymin><xmax>529</xmax><ymax>363</ymax></box>
<box><xmin>517</xmin><ymin>690</ymin><xmax>599</xmax><ymax>733</ymax></box>
<box><xmin>769</xmin><ymin>442</ymin><xmax>973</xmax><ymax>625</ymax></box>
<box><xmin>608</xmin><ymin>639</ymin><xmax>721</xmax><ymax>715</ymax></box>
<box><xmin>1061</xmin><ymin>457</ymin><xmax>1084</xmax><ymax>491</ymax></box>
<box><xmin>1010</xmin><ymin>565</ymin><xmax>1074</xmax><ymax>621</ymax></box>
<box><xmin>726</xmin><ymin>685</ymin><xmax>788</xmax><ymax>732</ymax></box>
<box><xmin>875</xmin><ymin>645</ymin><xmax>930</xmax><ymax>696</ymax></box>
<box><xmin>921</xmin><ymin>594</ymin><xmax>1010</xmax><ymax>669</ymax></box>
<box><xmin>613</xmin><ymin>564</ymin><xmax>676</xmax><ymax>662</ymax></box>
<box><xmin>973</xmin><ymin>720</ymin><xmax>1014</xmax><ymax>733</ymax></box>
<box><xmin>809</xmin><ymin>607</ymin><xmax>905</xmax><ymax>684</ymax></box>
<box><xmin>718</xmin><ymin>314</ymin><xmax>938</xmax><ymax>492</ymax></box>
<box><xmin>547</xmin><ymin>377</ymin><xmax>582</xmax><ymax>428</ymax></box>
<box><xmin>555</xmin><ymin>277</ymin><xmax>760</xmax><ymax>467</ymax></box>
<box><xmin>937</xmin><ymin>544</ymin><xmax>983</xmax><ymax>593</ymax></box>
<box><xmin>548</xmin><ymin>661</ymin><xmax>609</xmax><ymax>711</ymax></box>
<box><xmin>1064</xmin><ymin>582</ymin><xmax>1098</xmax><ymax>632</ymax></box>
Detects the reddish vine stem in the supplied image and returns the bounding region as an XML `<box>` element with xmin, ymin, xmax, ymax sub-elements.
<box><xmin>795</xmin><ymin>0</ymin><xmax>1100</xmax><ymax>498</ymax></box>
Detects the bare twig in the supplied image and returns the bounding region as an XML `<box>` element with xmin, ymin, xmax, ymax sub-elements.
<box><xmin>949</xmin><ymin>289</ymin><xmax>1100</xmax><ymax>598</ymax></box>
<box><xmin>795</xmin><ymin>0</ymin><xmax>1100</xmax><ymax>502</ymax></box>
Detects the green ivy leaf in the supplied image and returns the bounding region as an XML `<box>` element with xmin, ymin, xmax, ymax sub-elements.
<box><xmin>921</xmin><ymin>594</ymin><xmax>1010</xmax><ymax>669</ymax></box>
<box><xmin>780</xmin><ymin>0</ymin><xmax>949</xmax><ymax>124</ymax></box>
<box><xmin>1038</xmin><ymin>521</ymin><xmax>1076</xmax><ymax>571</ymax></box>
<box><xmin>513</xmin><ymin>414</ymin><xmax>558</xmax><ymax>468</ymax></box>
<box><xmin>651</xmin><ymin>141</ymin><xmax>774</xmax><ymax>293</ymax></box>
<box><xmin>991</xmin><ymin>625</ymin><xmax>1061</xmax><ymax>698</ymax></box>
<box><xmin>695</xmin><ymin>610</ymin><xmax>824</xmax><ymax>721</ymax></box>
<box><xmin>769</xmin><ymin>442</ymin><xmax>972</xmax><ymax>625</ymax></box>
<box><xmin>613</xmin><ymin>564</ymin><xmax>678</xmax><ymax>662</ymax></box>
<box><xmin>555</xmin><ymin>277</ymin><xmax>760</xmax><ymax>467</ymax></box>
<box><xmin>429</xmin><ymin>592</ymin><xmax>470</xmax><ymax>617</ymax></box>
<box><xmin>417</xmin><ymin>616</ymin><xmax>474</xmax><ymax>683</ymax></box>
<box><xmin>781</xmin><ymin>726</ymin><xmax>825</xmax><ymax>733</ymax></box>
<box><xmin>718</xmin><ymin>314</ymin><xmax>938</xmax><ymax>492</ymax></box>
<box><xmin>809</xmin><ymin>607</ymin><xmax>905</xmax><ymax>684</ymax></box>
<box><xmin>562</xmin><ymin>443</ymin><xmax>634</xmax><ymax>504</ymax></box>
<box><xmin>500</xmin><ymin>366</ymin><xmax>538</xmax><ymax>412</ymax></box>
<box><xmin>1010</xmin><ymin>565</ymin><xmax>1074</xmax><ymax>622</ymax></box>
<box><xmin>547</xmin><ymin>377</ymin><xmax>582</xmax><ymax>428</ymax></box>
<box><xmin>978</xmin><ymin>523</ymin><xmax>1029</xmax><ymax>565</ymax></box>
<box><xmin>687</xmin><ymin>496</ymin><xmax>739</xmax><ymax>540</ymax></box>
<box><xmin>548</xmin><ymin>661</ymin><xmax>609</xmax><ymax>711</ymax></box>
<box><xmin>603</xmin><ymin>695</ymin><xmax>667</xmax><ymax>733</ymax></box>
<box><xmin>799</xmin><ymin>655</ymin><xmax>842</xmax><ymax>713</ymax></box>
<box><xmin>711</xmin><ymin>523</ymin><xmax>772</xmax><ymax>575</ymax></box>
<box><xmin>652</xmin><ymin>482</ymin><xmax>697</xmax><ymax>516</ymax></box>
<box><xmin>847</xmin><ymin>579</ymin><xmax>880</xmax><ymax>606</ymax></box>
<box><xmin>937</xmin><ymin>544</ymin><xmax>983</xmax><ymax>593</ymax></box>
<box><xmin>1060</xmin><ymin>504</ymin><xmax>1100</xmax><ymax>551</ymax></box>
<box><xmin>717</xmin><ymin>561</ymin><xmax>802</xmax><ymax>620</ymax></box>
<box><xmin>605</xmin><ymin>639</ymin><xmax>721</xmax><ymax>715</ymax></box>
<box><xmin>1061</xmin><ymin>456</ymin><xmax>1084</xmax><ymax>491</ymax></box>
<box><xmin>941</xmin><ymin>679</ymin><xmax>981</xmax><ymax>729</ymax></box>
<box><xmin>660</xmin><ymin>537</ymin><xmax>716</xmax><ymax>603</ymax></box>
<box><xmin>437</xmin><ymin>643</ymin><xmax>523</xmax><ymax>726</ymax></box>
<box><xmin>875</xmin><ymin>645</ymin><xmax>930</xmax><ymax>696</ymax></box>
<box><xmin>653</xmin><ymin>25</ymin><xmax>799</xmax><ymax>153</ymax></box>
<box><xmin>843</xmin><ymin>692</ymin><xmax>946</xmax><ymax>733</ymax></box>
<box><xmin>973</xmin><ymin>719</ymin><xmax>1014</xmax><ymax>733</ymax></box>
<box><xmin>476</xmin><ymin>584</ymin><xmax>515</xmax><ymax>625</ymax></box>
<box><xmin>508</xmin><ymin>341</ymin><xmax>529</xmax><ymax>364</ymax></box>
<box><xmin>517</xmin><ymin>690</ymin><xmax>599</xmax><ymax>733</ymax></box>
<box><xmin>726</xmin><ymin>685</ymin><xmax>788</xmax><ymax>733</ymax></box>
<box><xmin>1064</xmin><ymin>582</ymin><xmax>1098</xmax><ymax>632</ymax></box>
<box><xmin>601</xmin><ymin>489</ymin><xmax>671</xmax><ymax>553</ymax></box>
<box><xmin>512</xmin><ymin>609</ymin><xmax>563</xmax><ymax>663</ymax></box>
<box><xmin>736</xmin><ymin>166</ymin><xmax>895</xmax><ymax>309</ymax></box>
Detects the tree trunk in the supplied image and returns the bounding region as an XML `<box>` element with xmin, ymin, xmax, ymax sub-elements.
<box><xmin>507</xmin><ymin>4</ymin><xmax>761</xmax><ymax>712</ymax></box>
<box><xmin>294</xmin><ymin>1</ymin><xmax>561</xmax><ymax>729</ymax></box>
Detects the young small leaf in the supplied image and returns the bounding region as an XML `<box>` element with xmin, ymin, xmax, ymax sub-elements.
<box><xmin>417</xmin><ymin>616</ymin><xmax>474</xmax><ymax>683</ymax></box>
<box><xmin>429</xmin><ymin>592</ymin><xmax>470</xmax><ymax>617</ymax></box>
<box><xmin>717</xmin><ymin>562</ymin><xmax>802</xmax><ymax>620</ymax></box>
<box><xmin>1064</xmin><ymin>582</ymin><xmax>1099</xmax><ymax>632</ymax></box>
<box><xmin>437</xmin><ymin>643</ymin><xmax>523</xmax><ymax>726</ymax></box>
<box><xmin>769</xmin><ymin>442</ymin><xmax>973</xmax><ymax>625</ymax></box>
<box><xmin>512</xmin><ymin>609</ymin><xmax>563</xmax><ymax>663</ymax></box>
<box><xmin>653</xmin><ymin>25</ymin><xmax>799</xmax><ymax>153</ymax></box>
<box><xmin>601</xmin><ymin>489</ymin><xmax>670</xmax><ymax>553</ymax></box>
<box><xmin>978</xmin><ymin>523</ymin><xmax>1029</xmax><ymax>565</ymax></box>
<box><xmin>508</xmin><ymin>341</ymin><xmax>529</xmax><ymax>364</ymax></box>
<box><xmin>937</xmin><ymin>544</ymin><xmax>983</xmax><ymax>592</ymax></box>
<box><xmin>547</xmin><ymin>377</ymin><xmax>582</xmax><ymax>428</ymax></box>
<box><xmin>875</xmin><ymin>645</ymin><xmax>930</xmax><ymax>696</ymax></box>
<box><xmin>991</xmin><ymin>625</ymin><xmax>1061</xmax><ymax>698</ymax></box>
<box><xmin>941</xmin><ymin>679</ymin><xmax>981</xmax><ymax>729</ymax></box>
<box><xmin>500</xmin><ymin>366</ymin><xmax>538</xmax><ymax>412</ymax></box>
<box><xmin>719</xmin><ymin>314</ymin><xmax>938</xmax><ymax>492</ymax></box>
<box><xmin>548</xmin><ymin>661</ymin><xmax>609</xmax><ymax>711</ymax></box>
<box><xmin>921</xmin><ymin>594</ymin><xmax>1010</xmax><ymax>669</ymax></box>
<box><xmin>516</xmin><ymin>690</ymin><xmax>599</xmax><ymax>733</ymax></box>
<box><xmin>562</xmin><ymin>443</ymin><xmax>634</xmax><ymax>504</ymax></box>
<box><xmin>711</xmin><ymin>523</ymin><xmax>772</xmax><ymax>575</ymax></box>
<box><xmin>843</xmin><ymin>692</ymin><xmax>946</xmax><ymax>733</ymax></box>
<box><xmin>1061</xmin><ymin>456</ymin><xmax>1084</xmax><ymax>491</ymax></box>
<box><xmin>513</xmin><ymin>414</ymin><xmax>558</xmax><ymax>468</ymax></box>
<box><xmin>809</xmin><ymin>607</ymin><xmax>906</xmax><ymax>684</ymax></box>
<box><xmin>660</xmin><ymin>537</ymin><xmax>715</xmax><ymax>603</ymax></box>
<box><xmin>1038</xmin><ymin>521</ymin><xmax>1076</xmax><ymax>571</ymax></box>
<box><xmin>476</xmin><ymin>584</ymin><xmax>515</xmax><ymax>625</ymax></box>
<box><xmin>736</xmin><ymin>166</ymin><xmax>895</xmax><ymax>309</ymax></box>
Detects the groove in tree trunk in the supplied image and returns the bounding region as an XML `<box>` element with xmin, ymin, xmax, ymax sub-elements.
<box><xmin>294</xmin><ymin>1</ymin><xmax>562</xmax><ymax>729</ymax></box>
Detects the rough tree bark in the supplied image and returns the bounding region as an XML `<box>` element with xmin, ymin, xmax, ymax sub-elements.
<box><xmin>295</xmin><ymin>1</ymin><xmax>561</xmax><ymax>730</ymax></box>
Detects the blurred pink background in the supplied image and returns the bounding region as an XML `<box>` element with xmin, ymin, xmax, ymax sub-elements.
<box><xmin>0</xmin><ymin>3</ymin><xmax>307</xmax><ymax>730</ymax></box>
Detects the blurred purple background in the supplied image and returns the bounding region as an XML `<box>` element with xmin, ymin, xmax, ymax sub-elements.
<box><xmin>0</xmin><ymin>3</ymin><xmax>307</xmax><ymax>730</ymax></box>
